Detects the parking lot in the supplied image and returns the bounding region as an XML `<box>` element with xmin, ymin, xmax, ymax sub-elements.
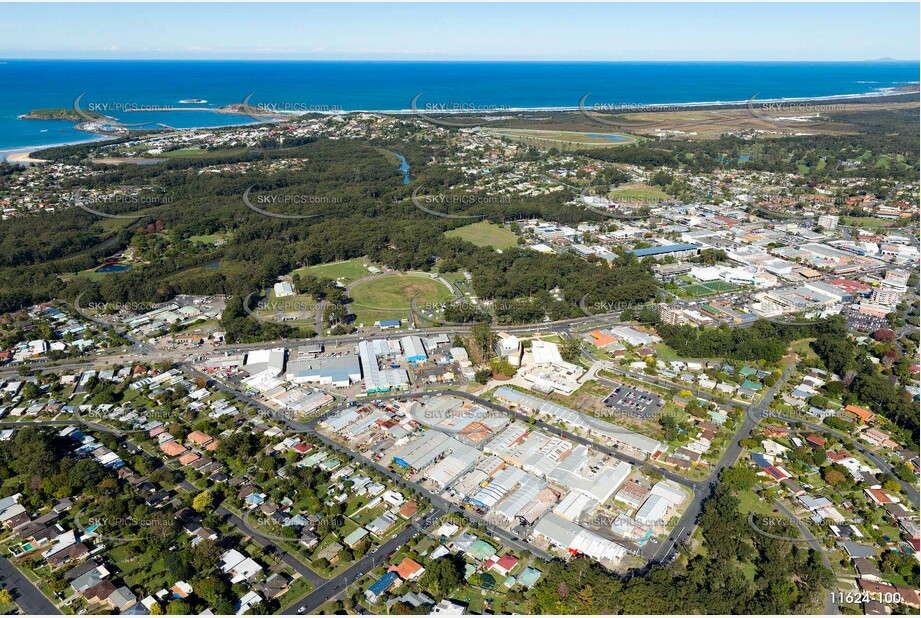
<box><xmin>603</xmin><ymin>383</ymin><xmax>664</xmax><ymax>419</ymax></box>
<box><xmin>843</xmin><ymin>308</ymin><xmax>889</xmax><ymax>333</ymax></box>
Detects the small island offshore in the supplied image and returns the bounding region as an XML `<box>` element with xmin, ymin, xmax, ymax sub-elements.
<box><xmin>20</xmin><ymin>107</ymin><xmax>106</xmax><ymax>121</ymax></box>
<box><xmin>20</xmin><ymin>101</ymin><xmax>291</xmax><ymax>136</ymax></box>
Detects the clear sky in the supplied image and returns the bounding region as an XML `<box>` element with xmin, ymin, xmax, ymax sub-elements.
<box><xmin>1</xmin><ymin>2</ymin><xmax>918</xmax><ymax>61</ymax></box>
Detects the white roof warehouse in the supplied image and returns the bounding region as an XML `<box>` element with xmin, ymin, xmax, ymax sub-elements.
<box><xmin>392</xmin><ymin>429</ymin><xmax>467</xmax><ymax>473</ymax></box>
<box><xmin>494</xmin><ymin>387</ymin><xmax>663</xmax><ymax>456</ymax></box>
<box><xmin>533</xmin><ymin>512</ymin><xmax>627</xmax><ymax>563</ymax></box>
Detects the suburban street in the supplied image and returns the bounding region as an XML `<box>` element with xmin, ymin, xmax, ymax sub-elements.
<box><xmin>0</xmin><ymin>314</ymin><xmax>803</xmax><ymax>609</ymax></box>
<box><xmin>647</xmin><ymin>362</ymin><xmax>796</xmax><ymax>564</ymax></box>
<box><xmin>771</xmin><ymin>414</ymin><xmax>920</xmax><ymax>506</ymax></box>
<box><xmin>280</xmin><ymin>510</ymin><xmax>440</xmax><ymax>615</ymax></box>
<box><xmin>0</xmin><ymin>555</ymin><xmax>61</xmax><ymax>615</ymax></box>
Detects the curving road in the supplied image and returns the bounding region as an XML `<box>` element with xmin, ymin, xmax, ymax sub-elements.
<box><xmin>769</xmin><ymin>499</ymin><xmax>839</xmax><ymax>615</ymax></box>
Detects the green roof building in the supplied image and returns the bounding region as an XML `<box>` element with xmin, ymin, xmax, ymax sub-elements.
<box><xmin>517</xmin><ymin>567</ymin><xmax>542</xmax><ymax>588</ymax></box>
<box><xmin>466</xmin><ymin>539</ymin><xmax>497</xmax><ymax>561</ymax></box>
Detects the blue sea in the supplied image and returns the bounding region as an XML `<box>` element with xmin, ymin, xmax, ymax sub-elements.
<box><xmin>0</xmin><ymin>60</ymin><xmax>917</xmax><ymax>152</ymax></box>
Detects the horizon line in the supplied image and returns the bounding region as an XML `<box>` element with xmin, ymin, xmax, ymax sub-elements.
<box><xmin>2</xmin><ymin>57</ymin><xmax>920</xmax><ymax>63</ymax></box>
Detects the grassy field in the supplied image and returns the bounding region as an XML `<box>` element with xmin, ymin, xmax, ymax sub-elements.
<box><xmin>295</xmin><ymin>258</ymin><xmax>374</xmax><ymax>285</ymax></box>
<box><xmin>187</xmin><ymin>233</ymin><xmax>228</xmax><ymax>245</ymax></box>
<box><xmin>159</xmin><ymin>147</ymin><xmax>250</xmax><ymax>158</ymax></box>
<box><xmin>684</xmin><ymin>284</ymin><xmax>717</xmax><ymax>297</ymax></box>
<box><xmin>70</xmin><ymin>267</ymin><xmax>118</xmax><ymax>282</ymax></box>
<box><xmin>350</xmin><ymin>273</ymin><xmax>454</xmax><ymax>309</ymax></box>
<box><xmin>739</xmin><ymin>561</ymin><xmax>757</xmax><ymax>581</ymax></box>
<box><xmin>608</xmin><ymin>185</ymin><xmax>668</xmax><ymax>202</ymax></box>
<box><xmin>681</xmin><ymin>281</ymin><xmax>738</xmax><ymax>297</ymax></box>
<box><xmin>584</xmin><ymin>105</ymin><xmax>870</xmax><ymax>139</ymax></box>
<box><xmin>840</xmin><ymin>215</ymin><xmax>907</xmax><ymax>229</ymax></box>
<box><xmin>489</xmin><ymin>128</ymin><xmax>636</xmax><ymax>148</ymax></box>
<box><xmin>736</xmin><ymin>489</ymin><xmax>776</xmax><ymax>518</ymax></box>
<box><xmin>349</xmin><ymin>273</ymin><xmax>455</xmax><ymax>326</ymax></box>
<box><xmin>97</xmin><ymin>217</ymin><xmax>142</xmax><ymax>234</ymax></box>
<box><xmin>253</xmin><ymin>288</ymin><xmax>318</xmax><ymax>326</ymax></box>
<box><xmin>703</xmin><ymin>280</ymin><xmax>737</xmax><ymax>292</ymax></box>
<box><xmin>653</xmin><ymin>342</ymin><xmax>682</xmax><ymax>361</ymax></box>
<box><xmin>788</xmin><ymin>338</ymin><xmax>819</xmax><ymax>363</ymax></box>
<box><xmin>434</xmin><ymin>268</ymin><xmax>467</xmax><ymax>287</ymax></box>
<box><xmin>445</xmin><ymin>221</ymin><xmax>519</xmax><ymax>249</ymax></box>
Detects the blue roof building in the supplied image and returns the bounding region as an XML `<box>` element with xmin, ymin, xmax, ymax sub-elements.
<box><xmin>365</xmin><ymin>571</ymin><xmax>400</xmax><ymax>602</ymax></box>
<box><xmin>287</xmin><ymin>355</ymin><xmax>362</xmax><ymax>387</ymax></box>
<box><xmin>401</xmin><ymin>335</ymin><xmax>428</xmax><ymax>363</ymax></box>
<box><xmin>630</xmin><ymin>243</ymin><xmax>699</xmax><ymax>258</ymax></box>
<box><xmin>517</xmin><ymin>566</ymin><xmax>542</xmax><ymax>588</ymax></box>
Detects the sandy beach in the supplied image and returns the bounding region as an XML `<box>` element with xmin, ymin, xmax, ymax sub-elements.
<box><xmin>6</xmin><ymin>151</ymin><xmax>48</xmax><ymax>164</ymax></box>
<box><xmin>0</xmin><ymin>135</ymin><xmax>110</xmax><ymax>164</ymax></box>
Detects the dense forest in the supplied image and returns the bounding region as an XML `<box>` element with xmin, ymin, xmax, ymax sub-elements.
<box><xmin>0</xmin><ymin>138</ymin><xmax>658</xmax><ymax>326</ymax></box>
<box><xmin>656</xmin><ymin>318</ymin><xmax>844</xmax><ymax>363</ymax></box>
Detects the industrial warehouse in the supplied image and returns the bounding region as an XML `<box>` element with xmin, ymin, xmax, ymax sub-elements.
<box><xmin>493</xmin><ymin>387</ymin><xmax>664</xmax><ymax>456</ymax></box>
<box><xmin>279</xmin><ymin>334</ymin><xmax>456</xmax><ymax>393</ymax></box>
<box><xmin>317</xmin><ymin>394</ymin><xmax>690</xmax><ymax>567</ymax></box>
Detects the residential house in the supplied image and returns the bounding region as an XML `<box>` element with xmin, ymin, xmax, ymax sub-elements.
<box><xmin>431</xmin><ymin>599</ymin><xmax>467</xmax><ymax>614</ymax></box>
<box><xmin>389</xmin><ymin>557</ymin><xmax>425</xmax><ymax>581</ymax></box>
<box><xmin>853</xmin><ymin>558</ymin><xmax>883</xmax><ymax>582</ymax></box>
<box><xmin>364</xmin><ymin>571</ymin><xmax>401</xmax><ymax>603</ymax></box>
<box><xmin>220</xmin><ymin>549</ymin><xmax>263</xmax><ymax>584</ymax></box>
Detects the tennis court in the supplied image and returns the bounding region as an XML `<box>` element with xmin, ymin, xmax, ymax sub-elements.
<box><xmin>705</xmin><ymin>281</ymin><xmax>738</xmax><ymax>292</ymax></box>
<box><xmin>684</xmin><ymin>281</ymin><xmax>738</xmax><ymax>297</ymax></box>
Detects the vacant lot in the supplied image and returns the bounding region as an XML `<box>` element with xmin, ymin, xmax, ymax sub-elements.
<box><xmin>187</xmin><ymin>232</ymin><xmax>229</xmax><ymax>245</ymax></box>
<box><xmin>296</xmin><ymin>258</ymin><xmax>374</xmax><ymax>285</ymax></box>
<box><xmin>489</xmin><ymin>128</ymin><xmax>637</xmax><ymax>148</ymax></box>
<box><xmin>788</xmin><ymin>338</ymin><xmax>819</xmax><ymax>363</ymax></box>
<box><xmin>445</xmin><ymin>221</ymin><xmax>519</xmax><ymax>249</ymax></box>
<box><xmin>159</xmin><ymin>147</ymin><xmax>250</xmax><ymax>158</ymax></box>
<box><xmin>608</xmin><ymin>184</ymin><xmax>668</xmax><ymax>202</ymax></box>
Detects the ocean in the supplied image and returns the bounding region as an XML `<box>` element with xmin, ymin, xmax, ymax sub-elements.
<box><xmin>0</xmin><ymin>59</ymin><xmax>917</xmax><ymax>152</ymax></box>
